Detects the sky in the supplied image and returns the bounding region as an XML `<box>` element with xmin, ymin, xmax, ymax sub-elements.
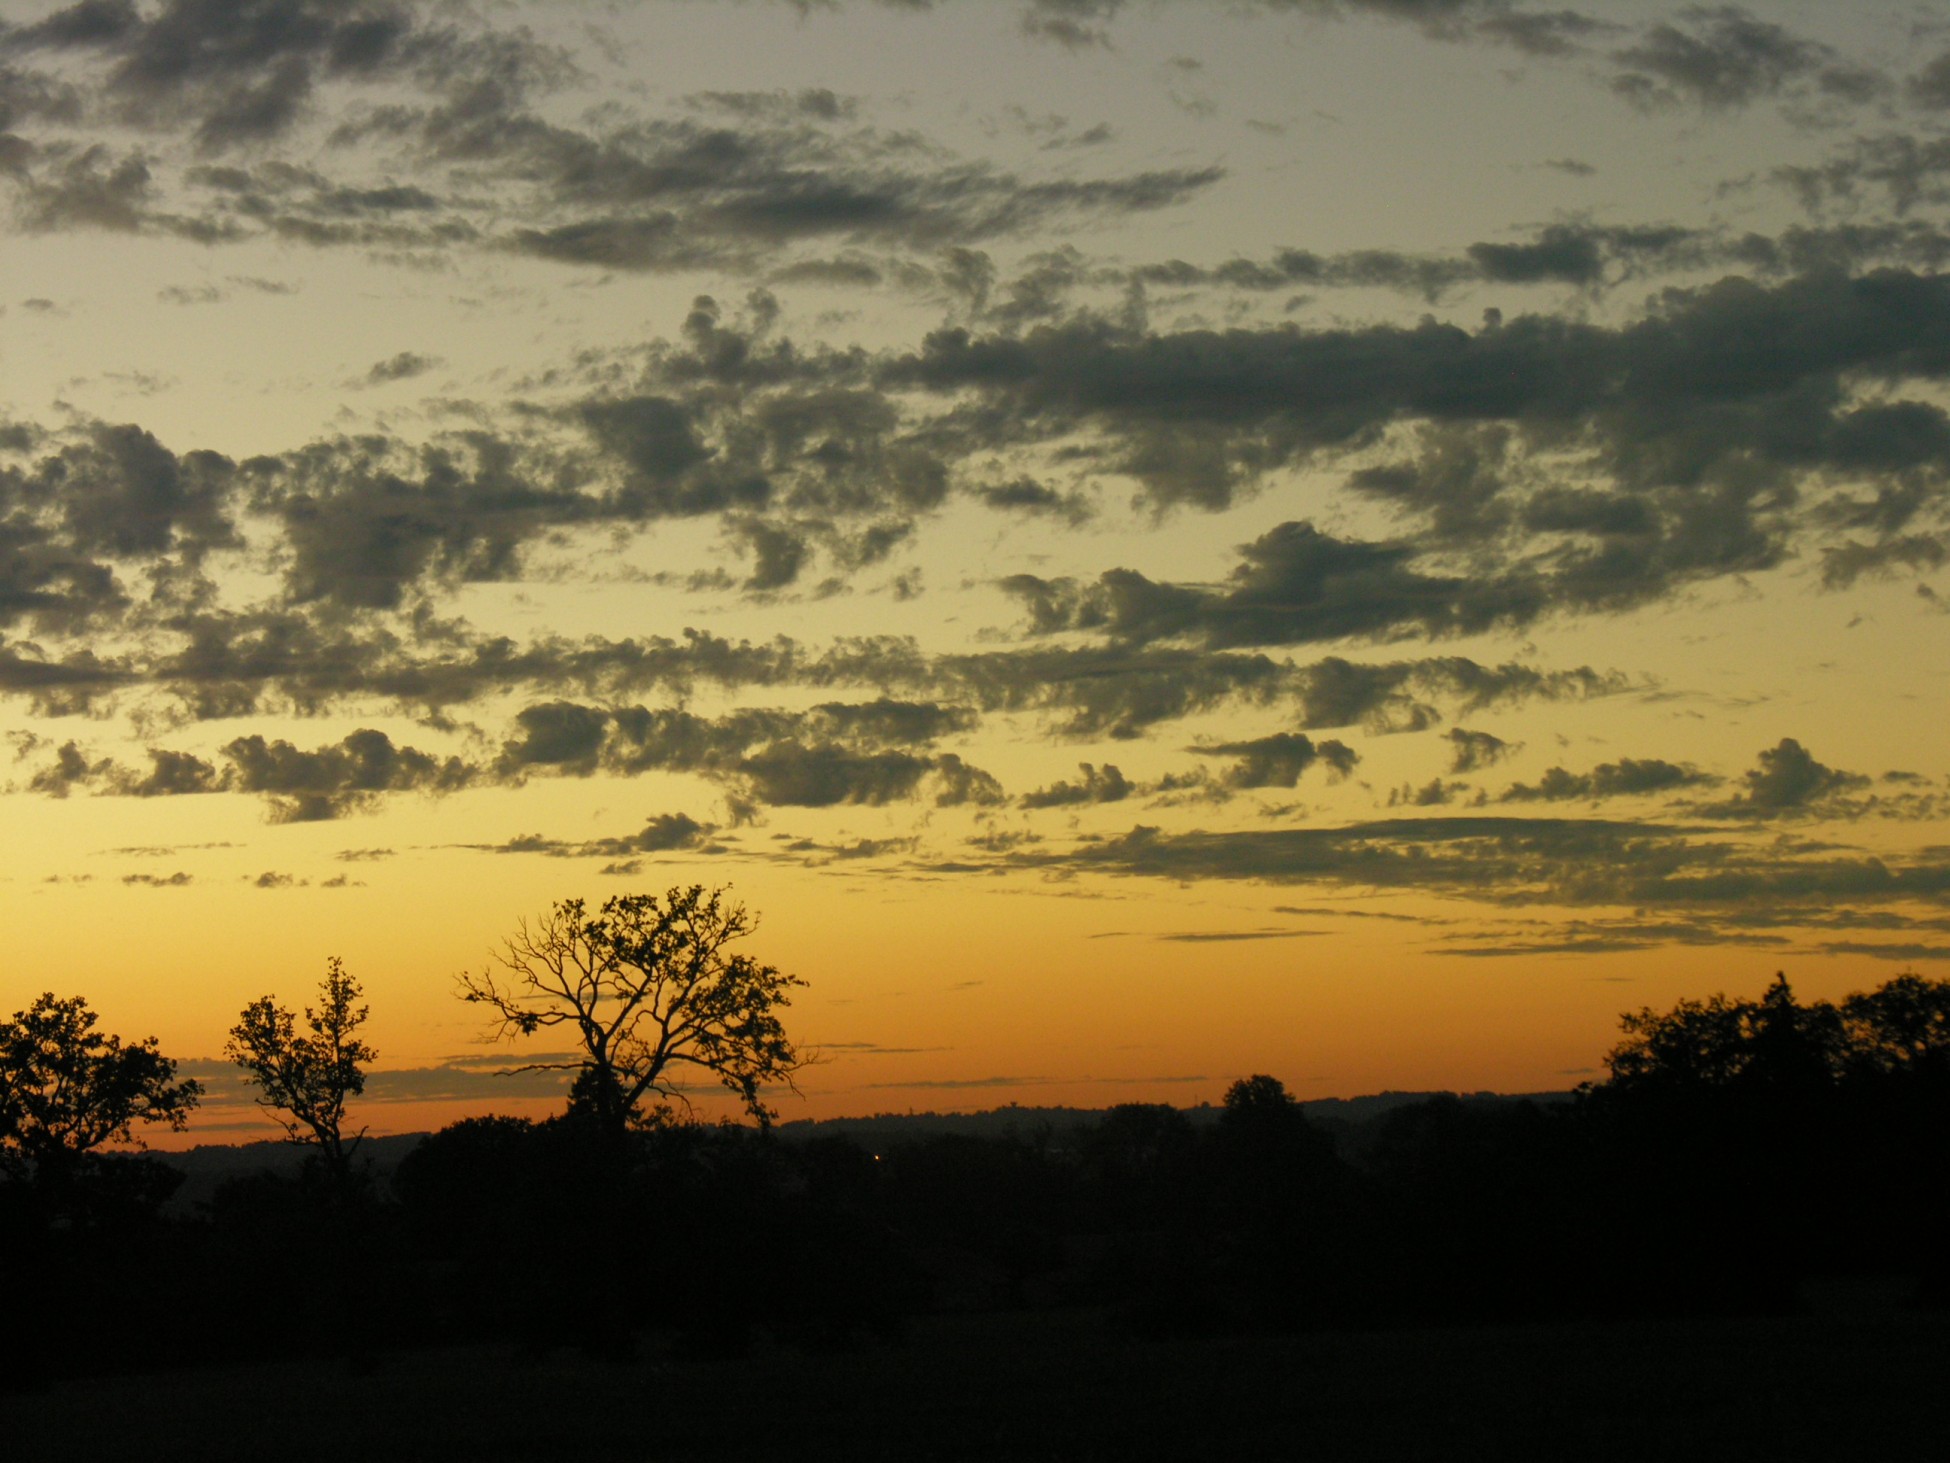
<box><xmin>3</xmin><ymin>0</ymin><xmax>1949</xmax><ymax>1143</ymax></box>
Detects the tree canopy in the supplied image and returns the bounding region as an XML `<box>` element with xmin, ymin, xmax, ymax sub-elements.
<box><xmin>459</xmin><ymin>885</ymin><xmax>808</xmax><ymax>1133</ymax></box>
<box><xmin>225</xmin><ymin>958</ymin><xmax>377</xmax><ymax>1177</ymax></box>
<box><xmin>0</xmin><ymin>993</ymin><xmax>201</xmax><ymax>1187</ymax></box>
<box><xmin>1597</xmin><ymin>969</ymin><xmax>1950</xmax><ymax>1101</ymax></box>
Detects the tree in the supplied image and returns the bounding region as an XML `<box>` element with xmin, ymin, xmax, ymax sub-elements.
<box><xmin>0</xmin><ymin>993</ymin><xmax>201</xmax><ymax>1189</ymax></box>
<box><xmin>225</xmin><ymin>957</ymin><xmax>376</xmax><ymax>1178</ymax></box>
<box><xmin>1218</xmin><ymin>1074</ymin><xmax>1335</xmax><ymax>1170</ymax></box>
<box><xmin>1598</xmin><ymin>973</ymin><xmax>1851</xmax><ymax>1101</ymax></box>
<box><xmin>459</xmin><ymin>885</ymin><xmax>807</xmax><ymax>1135</ymax></box>
<box><xmin>1839</xmin><ymin>971</ymin><xmax>1950</xmax><ymax>1080</ymax></box>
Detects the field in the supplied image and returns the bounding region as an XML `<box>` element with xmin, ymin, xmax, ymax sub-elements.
<box><xmin>7</xmin><ymin>1303</ymin><xmax>1947</xmax><ymax>1462</ymax></box>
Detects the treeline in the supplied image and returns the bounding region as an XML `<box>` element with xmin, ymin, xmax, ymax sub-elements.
<box><xmin>3</xmin><ymin>969</ymin><xmax>1948</xmax><ymax>1386</ymax></box>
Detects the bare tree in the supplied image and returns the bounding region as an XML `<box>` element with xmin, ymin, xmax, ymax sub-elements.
<box><xmin>226</xmin><ymin>958</ymin><xmax>376</xmax><ymax>1178</ymax></box>
<box><xmin>459</xmin><ymin>885</ymin><xmax>807</xmax><ymax>1134</ymax></box>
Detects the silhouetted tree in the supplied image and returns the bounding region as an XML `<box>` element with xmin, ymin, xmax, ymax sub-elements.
<box><xmin>0</xmin><ymin>997</ymin><xmax>198</xmax><ymax>1391</ymax></box>
<box><xmin>1600</xmin><ymin>973</ymin><xmax>1845</xmax><ymax>1101</ymax></box>
<box><xmin>459</xmin><ymin>885</ymin><xmax>807</xmax><ymax>1137</ymax></box>
<box><xmin>225</xmin><ymin>957</ymin><xmax>376</xmax><ymax>1181</ymax></box>
<box><xmin>1584</xmin><ymin>970</ymin><xmax>1950</xmax><ymax>1311</ymax></box>
<box><xmin>1839</xmin><ymin>971</ymin><xmax>1950</xmax><ymax>1080</ymax></box>
<box><xmin>0</xmin><ymin>993</ymin><xmax>200</xmax><ymax>1196</ymax></box>
<box><xmin>1218</xmin><ymin>1074</ymin><xmax>1333</xmax><ymax>1166</ymax></box>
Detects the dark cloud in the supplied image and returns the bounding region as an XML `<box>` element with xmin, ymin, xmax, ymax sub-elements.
<box><xmin>0</xmin><ymin>519</ymin><xmax>128</xmax><ymax>635</ymax></box>
<box><xmin>1501</xmin><ymin>755</ymin><xmax>1715</xmax><ymax>802</ymax></box>
<box><xmin>499</xmin><ymin>700</ymin><xmax>610</xmax><ymax>774</ymax></box>
<box><xmin>19</xmin><ymin>421</ymin><xmax>236</xmax><ymax>560</ymax></box>
<box><xmin>0</xmin><ymin>643</ymin><xmax>124</xmax><ymax>713</ymax></box>
<box><xmin>1910</xmin><ymin>49</ymin><xmax>1950</xmax><ymax>111</ymax></box>
<box><xmin>735</xmin><ymin>739</ymin><xmax>934</xmax><ymax>807</ymax></box>
<box><xmin>1153</xmin><ymin>927</ymin><xmax>1323</xmax><ymax>943</ymax></box>
<box><xmin>120</xmin><ymin>745</ymin><xmax>223</xmax><ymax>797</ymax></box>
<box><xmin>1002</xmin><ymin>812</ymin><xmax>1950</xmax><ymax>920</ymax></box>
<box><xmin>932</xmin><ymin>752</ymin><xmax>1006</xmax><ymax>807</ymax></box>
<box><xmin>24</xmin><ymin>738</ymin><xmax>108</xmax><ymax>796</ymax></box>
<box><xmin>976</xmin><ymin>476</ymin><xmax>1091</xmax><ymax>524</ymax></box>
<box><xmin>1389</xmin><ymin>776</ymin><xmax>1470</xmax><ymax>807</ymax></box>
<box><xmin>223</xmin><ymin>726</ymin><xmax>473</xmax><ymax>821</ymax></box>
<box><xmin>365</xmin><ymin>350</ymin><xmax>438</xmax><ymax>384</ymax></box>
<box><xmin>1777</xmin><ymin>135</ymin><xmax>1950</xmax><ymax>215</ymax></box>
<box><xmin>13</xmin><ymin>142</ymin><xmax>157</xmax><ymax>232</ymax></box>
<box><xmin>1817</xmin><ymin>941</ymin><xmax>1950</xmax><ymax>963</ymax></box>
<box><xmin>1292</xmin><ymin>655</ymin><xmax>1622</xmax><ymax>732</ymax></box>
<box><xmin>6</xmin><ymin>0</ymin><xmax>441</xmax><ymax>152</ymax></box>
<box><xmin>1608</xmin><ymin>7</ymin><xmax>1842</xmax><ymax>112</ymax></box>
<box><xmin>1020</xmin><ymin>0</ymin><xmax>1121</xmax><ymax>50</ymax></box>
<box><xmin>1445</xmin><ymin>727</ymin><xmax>1514</xmax><ymax>773</ymax></box>
<box><xmin>1192</xmin><ymin>731</ymin><xmax>1358</xmax><ymax>788</ymax></box>
<box><xmin>11</xmin><ymin>261</ymin><xmax>1944</xmax><ymax>662</ymax></box>
<box><xmin>1003</xmin><ymin>521</ymin><xmax>1533</xmax><ymax>647</ymax></box>
<box><xmin>1134</xmin><ymin>223</ymin><xmax>1707</xmax><ymax>303</ymax></box>
<box><xmin>615</xmin><ymin>812</ymin><xmax>711</xmax><ymax>852</ymax></box>
<box><xmin>3</xmin><ymin>4</ymin><xmax>1225</xmax><ymax>275</ymax></box>
<box><xmin>898</xmin><ymin>271</ymin><xmax>1950</xmax><ymax>615</ymax></box>
<box><xmin>1436</xmin><ymin>914</ymin><xmax>1793</xmax><ymax>956</ymax></box>
<box><xmin>469</xmin><ymin>812</ymin><xmax>717</xmax><ymax>861</ymax></box>
<box><xmin>1819</xmin><ymin>533</ymin><xmax>1947</xmax><ymax>589</ymax></box>
<box><xmin>1697</xmin><ymin>737</ymin><xmax>1870</xmax><ymax>820</ymax></box>
<box><xmin>1021</xmin><ymin>761</ymin><xmax>1132</xmax><ymax>809</ymax></box>
<box><xmin>496</xmin><ymin>695</ymin><xmax>994</xmax><ymax>810</ymax></box>
<box><xmin>265</xmin><ymin>431</ymin><xmax>589</xmax><ymax>610</ymax></box>
<box><xmin>142</xmin><ymin>615</ymin><xmax>813</xmax><ymax>720</ymax></box>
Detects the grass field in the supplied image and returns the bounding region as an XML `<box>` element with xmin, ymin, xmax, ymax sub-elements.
<box><xmin>7</xmin><ymin>1305</ymin><xmax>1947</xmax><ymax>1462</ymax></box>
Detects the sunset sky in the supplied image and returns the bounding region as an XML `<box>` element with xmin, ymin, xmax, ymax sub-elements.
<box><xmin>3</xmin><ymin>0</ymin><xmax>1948</xmax><ymax>1142</ymax></box>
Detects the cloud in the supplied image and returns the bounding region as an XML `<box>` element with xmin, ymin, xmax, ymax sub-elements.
<box><xmin>492</xmin><ymin>695</ymin><xmax>998</xmax><ymax>810</ymax></box>
<box><xmin>1020</xmin><ymin>0</ymin><xmax>1122</xmax><ymax>50</ymax></box>
<box><xmin>120</xmin><ymin>746</ymin><xmax>224</xmax><ymax>797</ymax></box>
<box><xmin>1133</xmin><ymin>223</ymin><xmax>1708</xmax><ymax>303</ymax></box>
<box><xmin>1609</xmin><ymin>7</ymin><xmax>1841</xmax><ymax>112</ymax></box>
<box><xmin>467</xmin><ymin>812</ymin><xmax>719</xmax><ymax>861</ymax></box>
<box><xmin>893</xmin><ymin>271</ymin><xmax>1950</xmax><ymax>613</ymax></box>
<box><xmin>1192</xmin><ymin>731</ymin><xmax>1358</xmax><ymax>788</ymax></box>
<box><xmin>1001</xmin><ymin>813</ymin><xmax>1950</xmax><ymax>924</ymax></box>
<box><xmin>7</xmin><ymin>259</ymin><xmax>1944</xmax><ymax>685</ymax></box>
<box><xmin>1389</xmin><ymin>776</ymin><xmax>1470</xmax><ymax>807</ymax></box>
<box><xmin>1153</xmin><ymin>927</ymin><xmax>1325</xmax><ymax>943</ymax></box>
<box><xmin>265</xmin><ymin>432</ymin><xmax>589</xmax><ymax>610</ymax></box>
<box><xmin>1290</xmin><ymin>655</ymin><xmax>1624</xmax><ymax>733</ymax></box>
<box><xmin>24</xmin><ymin>739</ymin><xmax>108</xmax><ymax>795</ymax></box>
<box><xmin>498</xmin><ymin>700</ymin><xmax>611</xmax><ymax>774</ymax></box>
<box><xmin>735</xmin><ymin>739</ymin><xmax>935</xmax><ymax>807</ymax></box>
<box><xmin>365</xmin><ymin>350</ymin><xmax>439</xmax><ymax>384</ymax></box>
<box><xmin>932</xmin><ymin>752</ymin><xmax>1006</xmax><ymax>807</ymax></box>
<box><xmin>223</xmin><ymin>727</ymin><xmax>474</xmax><ymax>821</ymax></box>
<box><xmin>1021</xmin><ymin>761</ymin><xmax>1132</xmax><ymax>809</ymax></box>
<box><xmin>0</xmin><ymin>424</ymin><xmax>236</xmax><ymax>612</ymax></box>
<box><xmin>1696</xmin><ymin>738</ymin><xmax>1870</xmax><ymax>820</ymax></box>
<box><xmin>1445</xmin><ymin>727</ymin><xmax>1514</xmax><ymax>773</ymax></box>
<box><xmin>1003</xmin><ymin>521</ymin><xmax>1524</xmax><ymax>647</ymax></box>
<box><xmin>1502</xmin><ymin>755</ymin><xmax>1715</xmax><ymax>803</ymax></box>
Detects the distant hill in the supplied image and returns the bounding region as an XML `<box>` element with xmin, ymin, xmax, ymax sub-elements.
<box><xmin>770</xmin><ymin>1090</ymin><xmax>1573</xmax><ymax>1156</ymax></box>
<box><xmin>157</xmin><ymin>1132</ymin><xmax>427</xmax><ymax>1216</ymax></box>
<box><xmin>152</xmin><ymin>1090</ymin><xmax>1573</xmax><ymax>1213</ymax></box>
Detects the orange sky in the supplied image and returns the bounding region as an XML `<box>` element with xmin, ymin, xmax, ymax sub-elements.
<box><xmin>3</xmin><ymin>0</ymin><xmax>1948</xmax><ymax>1149</ymax></box>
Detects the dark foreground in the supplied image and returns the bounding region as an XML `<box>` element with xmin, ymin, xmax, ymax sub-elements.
<box><xmin>7</xmin><ymin>1304</ymin><xmax>1947</xmax><ymax>1463</ymax></box>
